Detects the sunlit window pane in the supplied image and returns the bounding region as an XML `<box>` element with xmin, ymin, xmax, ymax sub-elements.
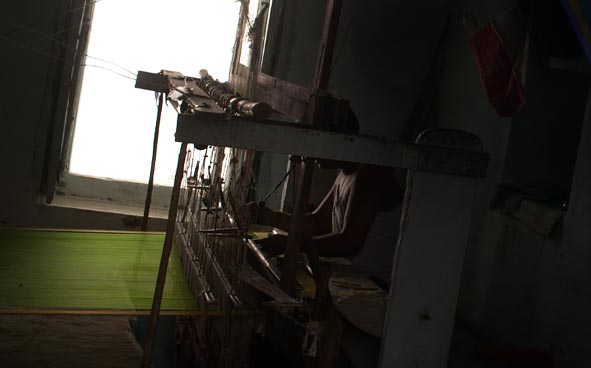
<box><xmin>69</xmin><ymin>0</ymin><xmax>240</xmax><ymax>186</ymax></box>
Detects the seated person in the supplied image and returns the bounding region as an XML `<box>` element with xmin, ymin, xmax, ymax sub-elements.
<box><xmin>250</xmin><ymin>159</ymin><xmax>404</xmax><ymax>368</ymax></box>
<box><xmin>250</xmin><ymin>159</ymin><xmax>404</xmax><ymax>285</ymax></box>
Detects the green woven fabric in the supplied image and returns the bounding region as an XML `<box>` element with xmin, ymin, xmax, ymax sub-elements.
<box><xmin>0</xmin><ymin>229</ymin><xmax>196</xmax><ymax>311</ymax></box>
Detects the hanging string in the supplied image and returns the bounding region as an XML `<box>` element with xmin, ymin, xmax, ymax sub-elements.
<box><xmin>1</xmin><ymin>35</ymin><xmax>137</xmax><ymax>81</ymax></box>
<box><xmin>261</xmin><ymin>162</ymin><xmax>295</xmax><ymax>203</ymax></box>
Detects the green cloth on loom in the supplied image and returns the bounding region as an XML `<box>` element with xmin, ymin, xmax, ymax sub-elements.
<box><xmin>0</xmin><ymin>229</ymin><xmax>196</xmax><ymax>311</ymax></box>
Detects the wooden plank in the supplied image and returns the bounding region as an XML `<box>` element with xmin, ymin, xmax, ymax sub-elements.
<box><xmin>378</xmin><ymin>130</ymin><xmax>482</xmax><ymax>367</ymax></box>
<box><xmin>280</xmin><ymin>161</ymin><xmax>314</xmax><ymax>294</ymax></box>
<box><xmin>142</xmin><ymin>142</ymin><xmax>188</xmax><ymax>368</ymax></box>
<box><xmin>260</xmin><ymin>0</ymin><xmax>284</xmax><ymax>73</ymax></box>
<box><xmin>254</xmin><ymin>83</ymin><xmax>309</xmax><ymax>121</ymax></box>
<box><xmin>175</xmin><ymin>113</ymin><xmax>489</xmax><ymax>178</ymax></box>
<box><xmin>142</xmin><ymin>92</ymin><xmax>164</xmax><ymax>231</ymax></box>
<box><xmin>254</xmin><ymin>73</ymin><xmax>311</xmax><ymax>121</ymax></box>
<box><xmin>257</xmin><ymin>73</ymin><xmax>311</xmax><ymax>102</ymax></box>
<box><xmin>312</xmin><ymin>0</ymin><xmax>344</xmax><ymax>91</ymax></box>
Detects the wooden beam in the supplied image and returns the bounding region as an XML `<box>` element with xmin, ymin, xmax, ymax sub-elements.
<box><xmin>141</xmin><ymin>142</ymin><xmax>188</xmax><ymax>368</ymax></box>
<box><xmin>254</xmin><ymin>73</ymin><xmax>311</xmax><ymax>121</ymax></box>
<box><xmin>175</xmin><ymin>113</ymin><xmax>489</xmax><ymax>178</ymax></box>
<box><xmin>256</xmin><ymin>73</ymin><xmax>311</xmax><ymax>102</ymax></box>
<box><xmin>379</xmin><ymin>130</ymin><xmax>483</xmax><ymax>367</ymax></box>
<box><xmin>313</xmin><ymin>0</ymin><xmax>344</xmax><ymax>91</ymax></box>
<box><xmin>279</xmin><ymin>160</ymin><xmax>314</xmax><ymax>294</ymax></box>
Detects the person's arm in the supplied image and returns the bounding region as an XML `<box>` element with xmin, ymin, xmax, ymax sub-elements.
<box><xmin>248</xmin><ymin>182</ymin><xmax>336</xmax><ymax>256</ymax></box>
<box><xmin>248</xmin><ymin>183</ymin><xmax>336</xmax><ymax>233</ymax></box>
<box><xmin>310</xmin><ymin>170</ymin><xmax>381</xmax><ymax>257</ymax></box>
<box><xmin>246</xmin><ymin>202</ymin><xmax>291</xmax><ymax>230</ymax></box>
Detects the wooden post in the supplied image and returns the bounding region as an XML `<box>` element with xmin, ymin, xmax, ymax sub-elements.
<box><xmin>279</xmin><ymin>0</ymin><xmax>344</xmax><ymax>296</ymax></box>
<box><xmin>312</xmin><ymin>0</ymin><xmax>344</xmax><ymax>92</ymax></box>
<box><xmin>378</xmin><ymin>130</ymin><xmax>483</xmax><ymax>368</ymax></box>
<box><xmin>142</xmin><ymin>93</ymin><xmax>164</xmax><ymax>231</ymax></box>
<box><xmin>141</xmin><ymin>142</ymin><xmax>188</xmax><ymax>368</ymax></box>
<box><xmin>280</xmin><ymin>160</ymin><xmax>314</xmax><ymax>294</ymax></box>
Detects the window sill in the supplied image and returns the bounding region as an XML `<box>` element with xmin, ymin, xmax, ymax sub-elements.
<box><xmin>49</xmin><ymin>194</ymin><xmax>168</xmax><ymax>220</ymax></box>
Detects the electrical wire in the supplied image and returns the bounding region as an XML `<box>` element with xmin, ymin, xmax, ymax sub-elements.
<box><xmin>0</xmin><ymin>0</ymin><xmax>102</xmax><ymax>38</ymax></box>
<box><xmin>80</xmin><ymin>64</ymin><xmax>137</xmax><ymax>80</ymax></box>
<box><xmin>1</xmin><ymin>35</ymin><xmax>136</xmax><ymax>81</ymax></box>
<box><xmin>0</xmin><ymin>1</ymin><xmax>137</xmax><ymax>79</ymax></box>
<box><xmin>84</xmin><ymin>54</ymin><xmax>137</xmax><ymax>78</ymax></box>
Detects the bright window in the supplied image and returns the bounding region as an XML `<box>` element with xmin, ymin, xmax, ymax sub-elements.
<box><xmin>68</xmin><ymin>0</ymin><xmax>241</xmax><ymax>188</ymax></box>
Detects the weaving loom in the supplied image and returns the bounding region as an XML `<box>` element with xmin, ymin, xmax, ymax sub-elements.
<box><xmin>132</xmin><ymin>1</ymin><xmax>490</xmax><ymax>366</ymax></box>
<box><xmin>173</xmin><ymin>143</ymin><xmax>297</xmax><ymax>311</ymax></box>
<box><xmin>168</xmin><ymin>142</ymin><xmax>304</xmax><ymax>366</ymax></box>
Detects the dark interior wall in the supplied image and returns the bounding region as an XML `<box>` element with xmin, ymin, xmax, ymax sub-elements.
<box><xmin>434</xmin><ymin>1</ymin><xmax>590</xmax><ymax>366</ymax></box>
<box><xmin>502</xmin><ymin>0</ymin><xmax>589</xmax><ymax>202</ymax></box>
<box><xmin>268</xmin><ymin>0</ymin><xmax>589</xmax><ymax>366</ymax></box>
<box><xmin>0</xmin><ymin>0</ymin><xmax>64</xmax><ymax>225</ymax></box>
<box><xmin>264</xmin><ymin>0</ymin><xmax>451</xmax><ymax>208</ymax></box>
<box><xmin>1</xmin><ymin>0</ymin><xmax>588</xmax><ymax>365</ymax></box>
<box><xmin>0</xmin><ymin>0</ymin><xmax>160</xmax><ymax>230</ymax></box>
<box><xmin>267</xmin><ymin>0</ymin><xmax>451</xmax><ymax>139</ymax></box>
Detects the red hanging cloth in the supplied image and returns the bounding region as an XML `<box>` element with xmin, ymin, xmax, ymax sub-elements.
<box><xmin>469</xmin><ymin>22</ymin><xmax>525</xmax><ymax>117</ymax></box>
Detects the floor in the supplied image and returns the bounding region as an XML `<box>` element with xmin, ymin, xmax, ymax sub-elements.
<box><xmin>0</xmin><ymin>315</ymin><xmax>142</xmax><ymax>368</ymax></box>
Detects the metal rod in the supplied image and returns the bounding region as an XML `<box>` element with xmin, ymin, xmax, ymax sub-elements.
<box><xmin>142</xmin><ymin>93</ymin><xmax>164</xmax><ymax>231</ymax></box>
<box><xmin>175</xmin><ymin>222</ymin><xmax>217</xmax><ymax>306</ymax></box>
<box><xmin>141</xmin><ymin>142</ymin><xmax>188</xmax><ymax>368</ymax></box>
<box><xmin>246</xmin><ymin>238</ymin><xmax>281</xmax><ymax>284</ymax></box>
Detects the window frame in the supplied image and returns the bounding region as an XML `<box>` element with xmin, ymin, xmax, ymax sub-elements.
<box><xmin>51</xmin><ymin>0</ymin><xmax>271</xmax><ymax>212</ymax></box>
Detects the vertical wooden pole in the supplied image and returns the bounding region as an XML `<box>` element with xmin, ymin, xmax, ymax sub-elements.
<box><xmin>378</xmin><ymin>131</ymin><xmax>482</xmax><ymax>368</ymax></box>
<box><xmin>279</xmin><ymin>0</ymin><xmax>344</xmax><ymax>295</ymax></box>
<box><xmin>312</xmin><ymin>0</ymin><xmax>343</xmax><ymax>92</ymax></box>
<box><xmin>141</xmin><ymin>142</ymin><xmax>188</xmax><ymax>368</ymax></box>
<box><xmin>142</xmin><ymin>93</ymin><xmax>165</xmax><ymax>231</ymax></box>
<box><xmin>280</xmin><ymin>160</ymin><xmax>314</xmax><ymax>294</ymax></box>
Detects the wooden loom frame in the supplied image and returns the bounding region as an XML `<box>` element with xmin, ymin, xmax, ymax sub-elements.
<box><xmin>138</xmin><ymin>0</ymin><xmax>490</xmax><ymax>367</ymax></box>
